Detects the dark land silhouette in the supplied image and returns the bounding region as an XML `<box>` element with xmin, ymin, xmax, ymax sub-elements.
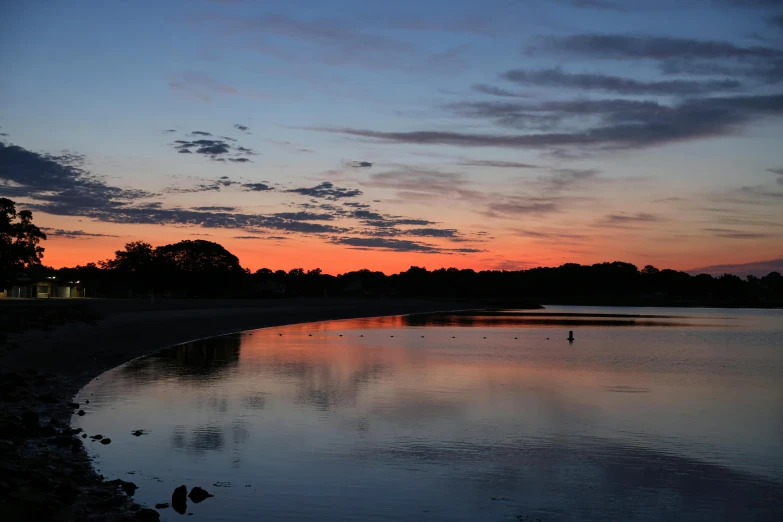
<box><xmin>9</xmin><ymin>239</ymin><xmax>783</xmax><ymax>308</ymax></box>
<box><xmin>2</xmin><ymin>198</ymin><xmax>781</xmax><ymax>307</ymax></box>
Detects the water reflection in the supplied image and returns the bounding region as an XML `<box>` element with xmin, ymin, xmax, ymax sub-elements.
<box><xmin>403</xmin><ymin>310</ymin><xmax>727</xmax><ymax>328</ymax></box>
<box><xmin>122</xmin><ymin>335</ymin><xmax>242</xmax><ymax>383</ymax></box>
<box><xmin>75</xmin><ymin>307</ymin><xmax>783</xmax><ymax>522</ymax></box>
<box><xmin>170</xmin><ymin>425</ymin><xmax>225</xmax><ymax>456</ymax></box>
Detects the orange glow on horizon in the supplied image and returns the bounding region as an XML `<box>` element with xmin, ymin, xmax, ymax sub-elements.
<box><xmin>34</xmin><ymin>213</ymin><xmax>781</xmax><ymax>275</ymax></box>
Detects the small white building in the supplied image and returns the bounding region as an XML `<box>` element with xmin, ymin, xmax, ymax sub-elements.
<box><xmin>2</xmin><ymin>276</ymin><xmax>85</xmax><ymax>299</ymax></box>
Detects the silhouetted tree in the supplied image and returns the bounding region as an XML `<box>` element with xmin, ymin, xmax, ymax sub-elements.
<box><xmin>0</xmin><ymin>198</ymin><xmax>47</xmax><ymax>290</ymax></box>
<box><xmin>100</xmin><ymin>241</ymin><xmax>155</xmax><ymax>271</ymax></box>
<box><xmin>155</xmin><ymin>240</ymin><xmax>243</xmax><ymax>273</ymax></box>
<box><xmin>43</xmin><ymin>236</ymin><xmax>783</xmax><ymax>306</ymax></box>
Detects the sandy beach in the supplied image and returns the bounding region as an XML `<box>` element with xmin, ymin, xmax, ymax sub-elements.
<box><xmin>0</xmin><ymin>298</ymin><xmax>476</xmax><ymax>522</ymax></box>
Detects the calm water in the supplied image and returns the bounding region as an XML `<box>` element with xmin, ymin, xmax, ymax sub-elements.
<box><xmin>73</xmin><ymin>307</ymin><xmax>783</xmax><ymax>521</ymax></box>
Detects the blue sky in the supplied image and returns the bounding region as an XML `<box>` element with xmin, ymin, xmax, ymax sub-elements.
<box><xmin>1</xmin><ymin>0</ymin><xmax>782</xmax><ymax>274</ymax></box>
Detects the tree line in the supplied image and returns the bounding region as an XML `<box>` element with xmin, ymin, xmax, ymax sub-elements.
<box><xmin>2</xmin><ymin>198</ymin><xmax>781</xmax><ymax>306</ymax></box>
<box><xmin>20</xmin><ymin>241</ymin><xmax>783</xmax><ymax>307</ymax></box>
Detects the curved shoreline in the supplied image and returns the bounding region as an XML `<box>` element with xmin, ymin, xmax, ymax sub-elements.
<box><xmin>0</xmin><ymin>298</ymin><xmax>480</xmax><ymax>522</ymax></box>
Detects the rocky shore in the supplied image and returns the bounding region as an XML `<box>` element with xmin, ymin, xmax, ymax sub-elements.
<box><xmin>0</xmin><ymin>298</ymin><xmax>478</xmax><ymax>521</ymax></box>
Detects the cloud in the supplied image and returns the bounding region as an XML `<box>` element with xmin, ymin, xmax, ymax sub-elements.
<box><xmin>331</xmin><ymin>236</ymin><xmax>440</xmax><ymax>252</ymax></box>
<box><xmin>242</xmin><ymin>182</ymin><xmax>274</xmax><ymax>191</ymax></box>
<box><xmin>769</xmin><ymin>13</ymin><xmax>783</xmax><ymax>30</ymax></box>
<box><xmin>2</xmin><ymin>142</ymin><xmax>477</xmax><ymax>246</ymax></box>
<box><xmin>364</xmin><ymin>169</ymin><xmax>479</xmax><ymax>200</ymax></box>
<box><xmin>472</xmin><ymin>84</ymin><xmax>528</xmax><ymax>98</ymax></box>
<box><xmin>513</xmin><ymin>228</ymin><xmax>587</xmax><ymax>240</ymax></box>
<box><xmin>234</xmin><ymin>124</ymin><xmax>250</xmax><ymax>132</ymax></box>
<box><xmin>457</xmin><ymin>159</ymin><xmax>539</xmax><ymax>169</ymax></box>
<box><xmin>173</xmin><ymin>138</ymin><xmax>230</xmax><ymax>159</ymax></box>
<box><xmin>538</xmin><ymin>168</ymin><xmax>601</xmax><ymax>193</ymax></box>
<box><xmin>485</xmin><ymin>197</ymin><xmax>560</xmax><ymax>217</ymax></box>
<box><xmin>167</xmin><ymin>177</ymin><xmax>240</xmax><ymax>193</ymax></box>
<box><xmin>702</xmin><ymin>227</ymin><xmax>773</xmax><ymax>238</ymax></box>
<box><xmin>740</xmin><ymin>185</ymin><xmax>783</xmax><ymax>199</ymax></box>
<box><xmin>41</xmin><ymin>228</ymin><xmax>119</xmax><ymax>239</ymax></box>
<box><xmin>601</xmin><ymin>212</ymin><xmax>662</xmax><ymax>226</ymax></box>
<box><xmin>501</xmin><ymin>68</ymin><xmax>742</xmax><ymax>95</ymax></box>
<box><xmin>192</xmin><ymin>206</ymin><xmax>237</xmax><ymax>211</ymax></box>
<box><xmin>311</xmin><ymin>94</ymin><xmax>783</xmax><ymax>152</ymax></box>
<box><xmin>169</xmin><ymin>132</ymin><xmax>258</xmax><ymax>162</ymax></box>
<box><xmin>329</xmin><ymin>236</ymin><xmax>482</xmax><ymax>254</ymax></box>
<box><xmin>658</xmin><ymin>58</ymin><xmax>783</xmax><ymax>84</ymax></box>
<box><xmin>402</xmin><ymin>228</ymin><xmax>460</xmax><ymax>238</ymax></box>
<box><xmin>350</xmin><ymin>160</ymin><xmax>374</xmax><ymax>168</ymax></box>
<box><xmin>361</xmin><ymin>217</ymin><xmax>436</xmax><ymax>227</ymax></box>
<box><xmin>531</xmin><ymin>34</ymin><xmax>783</xmax><ymax>61</ymax></box>
<box><xmin>768</xmin><ymin>168</ymin><xmax>783</xmax><ymax>184</ymax></box>
<box><xmin>688</xmin><ymin>257</ymin><xmax>783</xmax><ymax>277</ymax></box>
<box><xmin>285</xmin><ymin>181</ymin><xmax>363</xmax><ymax>199</ymax></box>
<box><xmin>272</xmin><ymin>211</ymin><xmax>335</xmax><ymax>221</ymax></box>
<box><xmin>530</xmin><ymin>33</ymin><xmax>783</xmax><ymax>83</ymax></box>
<box><xmin>0</xmin><ymin>142</ymin><xmax>348</xmax><ymax>235</ymax></box>
<box><xmin>0</xmin><ymin>142</ymin><xmax>153</xmax><ymax>216</ymax></box>
<box><xmin>234</xmin><ymin>234</ymin><xmax>288</xmax><ymax>240</ymax></box>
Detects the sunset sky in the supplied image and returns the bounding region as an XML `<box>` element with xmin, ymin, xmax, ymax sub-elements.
<box><xmin>2</xmin><ymin>0</ymin><xmax>782</xmax><ymax>275</ymax></box>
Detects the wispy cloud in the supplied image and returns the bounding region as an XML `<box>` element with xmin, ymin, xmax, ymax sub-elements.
<box><xmin>500</xmin><ymin>68</ymin><xmax>741</xmax><ymax>95</ymax></box>
<box><xmin>41</xmin><ymin>228</ymin><xmax>119</xmax><ymax>239</ymax></box>
<box><xmin>600</xmin><ymin>212</ymin><xmax>663</xmax><ymax>227</ymax></box>
<box><xmin>166</xmin><ymin>176</ymin><xmax>240</xmax><ymax>193</ymax></box>
<box><xmin>768</xmin><ymin>167</ymin><xmax>783</xmax><ymax>185</ymax></box>
<box><xmin>272</xmin><ymin>211</ymin><xmax>336</xmax><ymax>221</ymax></box>
<box><xmin>330</xmin><ymin>236</ymin><xmax>483</xmax><ymax>254</ymax></box>
<box><xmin>472</xmin><ymin>84</ymin><xmax>528</xmax><ymax>98</ymax></box>
<box><xmin>310</xmin><ymin>94</ymin><xmax>783</xmax><ymax>152</ymax></box>
<box><xmin>702</xmin><ymin>227</ymin><xmax>773</xmax><ymax>238</ymax></box>
<box><xmin>349</xmin><ymin>160</ymin><xmax>374</xmax><ymax>168</ymax></box>
<box><xmin>285</xmin><ymin>181</ymin><xmax>363</xmax><ymax>199</ymax></box>
<box><xmin>484</xmin><ymin>197</ymin><xmax>561</xmax><ymax>218</ymax></box>
<box><xmin>530</xmin><ymin>33</ymin><xmax>783</xmax><ymax>61</ymax></box>
<box><xmin>457</xmin><ymin>159</ymin><xmax>539</xmax><ymax>169</ymax></box>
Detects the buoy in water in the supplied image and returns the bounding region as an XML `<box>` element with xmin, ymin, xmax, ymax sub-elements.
<box><xmin>567</xmin><ymin>330</ymin><xmax>575</xmax><ymax>342</ymax></box>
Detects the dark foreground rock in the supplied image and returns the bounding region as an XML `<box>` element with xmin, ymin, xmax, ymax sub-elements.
<box><xmin>188</xmin><ymin>486</ymin><xmax>214</xmax><ymax>503</ymax></box>
<box><xmin>107</xmin><ymin>479</ymin><xmax>138</xmax><ymax>496</ymax></box>
<box><xmin>130</xmin><ymin>508</ymin><xmax>160</xmax><ymax>521</ymax></box>
<box><xmin>0</xmin><ymin>372</ymin><xmax>140</xmax><ymax>521</ymax></box>
<box><xmin>171</xmin><ymin>485</ymin><xmax>188</xmax><ymax>514</ymax></box>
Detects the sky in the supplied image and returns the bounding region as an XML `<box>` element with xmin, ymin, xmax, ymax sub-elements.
<box><xmin>1</xmin><ymin>0</ymin><xmax>782</xmax><ymax>275</ymax></box>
